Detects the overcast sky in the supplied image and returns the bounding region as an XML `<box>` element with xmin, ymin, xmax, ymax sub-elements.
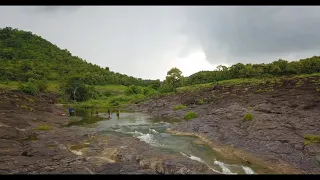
<box><xmin>1</xmin><ymin>6</ymin><xmax>320</xmax><ymax>80</ymax></box>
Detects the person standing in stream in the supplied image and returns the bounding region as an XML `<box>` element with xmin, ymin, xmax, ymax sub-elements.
<box><xmin>68</xmin><ymin>107</ymin><xmax>73</xmax><ymax>117</ymax></box>
<box><xmin>108</xmin><ymin>109</ymin><xmax>111</xmax><ymax>118</ymax></box>
<box><xmin>116</xmin><ymin>109</ymin><xmax>120</xmax><ymax>119</ymax></box>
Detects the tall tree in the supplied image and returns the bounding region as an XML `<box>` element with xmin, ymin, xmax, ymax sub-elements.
<box><xmin>165</xmin><ymin>67</ymin><xmax>183</xmax><ymax>91</ymax></box>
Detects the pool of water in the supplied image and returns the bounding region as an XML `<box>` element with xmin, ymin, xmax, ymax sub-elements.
<box><xmin>67</xmin><ymin>108</ymin><xmax>256</xmax><ymax>174</ymax></box>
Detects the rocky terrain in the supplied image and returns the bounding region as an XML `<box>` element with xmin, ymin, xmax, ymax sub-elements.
<box><xmin>0</xmin><ymin>89</ymin><xmax>214</xmax><ymax>174</ymax></box>
<box><xmin>136</xmin><ymin>76</ymin><xmax>320</xmax><ymax>174</ymax></box>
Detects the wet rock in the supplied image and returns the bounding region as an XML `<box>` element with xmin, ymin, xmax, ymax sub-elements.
<box><xmin>97</xmin><ymin>163</ymin><xmax>123</xmax><ymax>174</ymax></box>
<box><xmin>137</xmin><ymin>78</ymin><xmax>320</xmax><ymax>174</ymax></box>
<box><xmin>21</xmin><ymin>151</ymin><xmax>33</xmax><ymax>157</ymax></box>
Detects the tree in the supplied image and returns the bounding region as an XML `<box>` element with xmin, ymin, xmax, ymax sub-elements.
<box><xmin>165</xmin><ymin>67</ymin><xmax>183</xmax><ymax>91</ymax></box>
<box><xmin>62</xmin><ymin>76</ymin><xmax>91</xmax><ymax>102</ymax></box>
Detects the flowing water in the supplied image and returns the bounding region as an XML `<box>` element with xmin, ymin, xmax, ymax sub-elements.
<box><xmin>67</xmin><ymin>108</ymin><xmax>257</xmax><ymax>174</ymax></box>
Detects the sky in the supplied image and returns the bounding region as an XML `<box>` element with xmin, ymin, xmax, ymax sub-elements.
<box><xmin>1</xmin><ymin>6</ymin><xmax>320</xmax><ymax>80</ymax></box>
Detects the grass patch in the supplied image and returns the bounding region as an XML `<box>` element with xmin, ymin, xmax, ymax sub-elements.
<box><xmin>184</xmin><ymin>111</ymin><xmax>198</xmax><ymax>120</ymax></box>
<box><xmin>294</xmin><ymin>73</ymin><xmax>320</xmax><ymax>78</ymax></box>
<box><xmin>295</xmin><ymin>80</ymin><xmax>304</xmax><ymax>87</ymax></box>
<box><xmin>176</xmin><ymin>73</ymin><xmax>320</xmax><ymax>94</ymax></box>
<box><xmin>0</xmin><ymin>81</ymin><xmax>20</xmax><ymax>90</ymax></box>
<box><xmin>94</xmin><ymin>85</ymin><xmax>128</xmax><ymax>96</ymax></box>
<box><xmin>303</xmin><ymin>134</ymin><xmax>320</xmax><ymax>145</ymax></box>
<box><xmin>20</xmin><ymin>105</ymin><xmax>28</xmax><ymax>110</ymax></box>
<box><xmin>36</xmin><ymin>125</ymin><xmax>52</xmax><ymax>130</ymax></box>
<box><xmin>196</xmin><ymin>99</ymin><xmax>205</xmax><ymax>105</ymax></box>
<box><xmin>173</xmin><ymin>104</ymin><xmax>187</xmax><ymax>111</ymax></box>
<box><xmin>316</xmin><ymin>88</ymin><xmax>320</xmax><ymax>92</ymax></box>
<box><xmin>47</xmin><ymin>81</ymin><xmax>62</xmax><ymax>93</ymax></box>
<box><xmin>176</xmin><ymin>83</ymin><xmax>213</xmax><ymax>93</ymax></box>
<box><xmin>256</xmin><ymin>89</ymin><xmax>267</xmax><ymax>93</ymax></box>
<box><xmin>243</xmin><ymin>113</ymin><xmax>254</xmax><ymax>121</ymax></box>
<box><xmin>26</xmin><ymin>98</ymin><xmax>35</xmax><ymax>103</ymax></box>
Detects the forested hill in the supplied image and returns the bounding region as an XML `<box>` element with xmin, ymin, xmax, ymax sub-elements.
<box><xmin>0</xmin><ymin>27</ymin><xmax>157</xmax><ymax>86</ymax></box>
<box><xmin>183</xmin><ymin>57</ymin><xmax>320</xmax><ymax>86</ymax></box>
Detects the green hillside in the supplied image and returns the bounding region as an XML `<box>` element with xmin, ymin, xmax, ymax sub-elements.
<box><xmin>0</xmin><ymin>27</ymin><xmax>157</xmax><ymax>86</ymax></box>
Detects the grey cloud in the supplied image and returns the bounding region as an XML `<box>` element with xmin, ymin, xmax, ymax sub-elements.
<box><xmin>1</xmin><ymin>6</ymin><xmax>320</xmax><ymax>79</ymax></box>
<box><xmin>33</xmin><ymin>6</ymin><xmax>81</xmax><ymax>13</ymax></box>
<box><xmin>182</xmin><ymin>6</ymin><xmax>320</xmax><ymax>65</ymax></box>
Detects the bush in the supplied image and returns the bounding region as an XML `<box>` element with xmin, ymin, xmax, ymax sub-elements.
<box><xmin>125</xmin><ymin>85</ymin><xmax>158</xmax><ymax>97</ymax></box>
<box><xmin>173</xmin><ymin>104</ymin><xmax>187</xmax><ymax>111</ymax></box>
<box><xmin>18</xmin><ymin>79</ymin><xmax>48</xmax><ymax>95</ymax></box>
<box><xmin>196</xmin><ymin>99</ymin><xmax>205</xmax><ymax>105</ymax></box>
<box><xmin>304</xmin><ymin>134</ymin><xmax>320</xmax><ymax>146</ymax></box>
<box><xmin>36</xmin><ymin>125</ymin><xmax>52</xmax><ymax>130</ymax></box>
<box><xmin>18</xmin><ymin>83</ymin><xmax>38</xmax><ymax>95</ymax></box>
<box><xmin>125</xmin><ymin>85</ymin><xmax>143</xmax><ymax>95</ymax></box>
<box><xmin>184</xmin><ymin>111</ymin><xmax>198</xmax><ymax>120</ymax></box>
<box><xmin>243</xmin><ymin>113</ymin><xmax>254</xmax><ymax>121</ymax></box>
<box><xmin>20</xmin><ymin>105</ymin><xmax>28</xmax><ymax>109</ymax></box>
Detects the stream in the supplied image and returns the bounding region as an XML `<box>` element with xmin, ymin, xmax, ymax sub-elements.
<box><xmin>67</xmin><ymin>108</ymin><xmax>256</xmax><ymax>174</ymax></box>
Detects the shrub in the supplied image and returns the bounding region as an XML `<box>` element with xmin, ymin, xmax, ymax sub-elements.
<box><xmin>36</xmin><ymin>125</ymin><xmax>52</xmax><ymax>130</ymax></box>
<box><xmin>304</xmin><ymin>135</ymin><xmax>320</xmax><ymax>142</ymax></box>
<box><xmin>173</xmin><ymin>104</ymin><xmax>187</xmax><ymax>111</ymax></box>
<box><xmin>196</xmin><ymin>99</ymin><xmax>205</xmax><ymax>105</ymax></box>
<box><xmin>18</xmin><ymin>83</ymin><xmax>38</xmax><ymax>95</ymax></box>
<box><xmin>304</xmin><ymin>134</ymin><xmax>320</xmax><ymax>146</ymax></box>
<box><xmin>26</xmin><ymin>98</ymin><xmax>35</xmax><ymax>103</ymax></box>
<box><xmin>18</xmin><ymin>79</ymin><xmax>48</xmax><ymax>95</ymax></box>
<box><xmin>20</xmin><ymin>105</ymin><xmax>28</xmax><ymax>109</ymax></box>
<box><xmin>125</xmin><ymin>85</ymin><xmax>142</xmax><ymax>95</ymax></box>
<box><xmin>184</xmin><ymin>111</ymin><xmax>198</xmax><ymax>120</ymax></box>
<box><xmin>243</xmin><ymin>113</ymin><xmax>254</xmax><ymax>121</ymax></box>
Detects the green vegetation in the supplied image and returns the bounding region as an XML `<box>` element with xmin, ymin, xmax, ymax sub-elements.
<box><xmin>1</xmin><ymin>27</ymin><xmax>320</xmax><ymax>110</ymax></box>
<box><xmin>184</xmin><ymin>111</ymin><xmax>198</xmax><ymax>120</ymax></box>
<box><xmin>26</xmin><ymin>98</ymin><xmax>35</xmax><ymax>103</ymax></box>
<box><xmin>183</xmin><ymin>58</ymin><xmax>320</xmax><ymax>87</ymax></box>
<box><xmin>36</xmin><ymin>125</ymin><xmax>52</xmax><ymax>130</ymax></box>
<box><xmin>303</xmin><ymin>135</ymin><xmax>320</xmax><ymax>145</ymax></box>
<box><xmin>20</xmin><ymin>105</ymin><xmax>28</xmax><ymax>110</ymax></box>
<box><xmin>0</xmin><ymin>27</ymin><xmax>159</xmax><ymax>87</ymax></box>
<box><xmin>196</xmin><ymin>99</ymin><xmax>205</xmax><ymax>105</ymax></box>
<box><xmin>18</xmin><ymin>78</ymin><xmax>48</xmax><ymax>95</ymax></box>
<box><xmin>295</xmin><ymin>80</ymin><xmax>304</xmax><ymax>87</ymax></box>
<box><xmin>177</xmin><ymin>83</ymin><xmax>213</xmax><ymax>93</ymax></box>
<box><xmin>316</xmin><ymin>88</ymin><xmax>320</xmax><ymax>92</ymax></box>
<box><xmin>243</xmin><ymin>113</ymin><xmax>254</xmax><ymax>121</ymax></box>
<box><xmin>95</xmin><ymin>84</ymin><xmax>128</xmax><ymax>96</ymax></box>
<box><xmin>173</xmin><ymin>104</ymin><xmax>187</xmax><ymax>111</ymax></box>
<box><xmin>161</xmin><ymin>67</ymin><xmax>183</xmax><ymax>92</ymax></box>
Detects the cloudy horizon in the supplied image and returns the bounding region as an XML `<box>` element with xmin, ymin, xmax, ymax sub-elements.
<box><xmin>1</xmin><ymin>6</ymin><xmax>320</xmax><ymax>80</ymax></box>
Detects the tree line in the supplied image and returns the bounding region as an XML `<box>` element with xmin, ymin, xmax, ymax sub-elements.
<box><xmin>162</xmin><ymin>57</ymin><xmax>320</xmax><ymax>91</ymax></box>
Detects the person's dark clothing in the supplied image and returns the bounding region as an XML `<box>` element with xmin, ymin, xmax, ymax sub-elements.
<box><xmin>69</xmin><ymin>108</ymin><xmax>73</xmax><ymax>116</ymax></box>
